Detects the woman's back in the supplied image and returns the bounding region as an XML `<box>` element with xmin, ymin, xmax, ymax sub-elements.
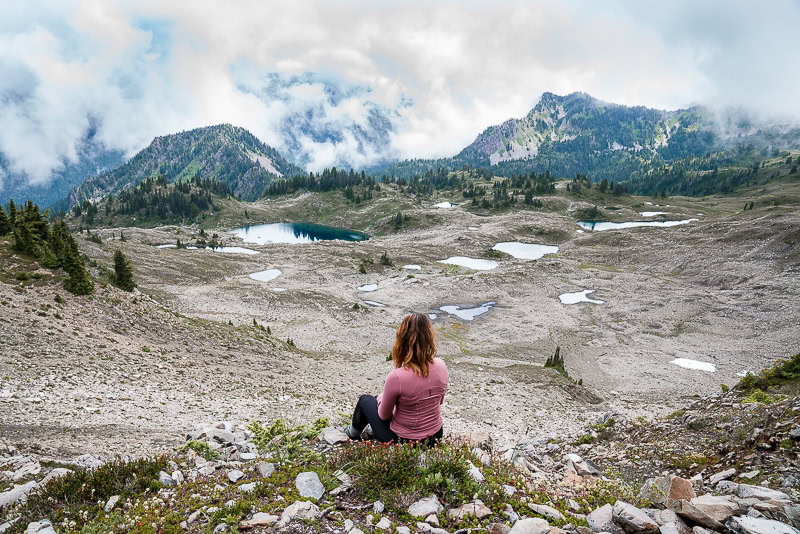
<box><xmin>379</xmin><ymin>357</ymin><xmax>448</xmax><ymax>439</ymax></box>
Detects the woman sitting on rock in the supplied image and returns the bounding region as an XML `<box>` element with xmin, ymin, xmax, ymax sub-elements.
<box><xmin>345</xmin><ymin>313</ymin><xmax>448</xmax><ymax>445</ymax></box>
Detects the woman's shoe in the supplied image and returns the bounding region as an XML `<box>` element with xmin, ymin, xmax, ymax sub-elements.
<box><xmin>343</xmin><ymin>425</ymin><xmax>362</xmax><ymax>441</ymax></box>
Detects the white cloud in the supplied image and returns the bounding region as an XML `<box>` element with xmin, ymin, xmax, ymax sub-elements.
<box><xmin>0</xmin><ymin>0</ymin><xmax>799</xmax><ymax>186</ymax></box>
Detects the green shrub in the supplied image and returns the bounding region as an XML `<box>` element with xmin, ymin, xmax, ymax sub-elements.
<box><xmin>736</xmin><ymin>353</ymin><xmax>800</xmax><ymax>394</ymax></box>
<box><xmin>248</xmin><ymin>418</ymin><xmax>328</xmax><ymax>466</ymax></box>
<box><xmin>54</xmin><ymin>294</ymin><xmax>65</xmax><ymax>304</ymax></box>
<box><xmin>179</xmin><ymin>439</ymin><xmax>220</xmax><ymax>460</ymax></box>
<box><xmin>15</xmin><ymin>271</ymin><xmax>30</xmax><ymax>281</ymax></box>
<box><xmin>7</xmin><ymin>456</ymin><xmax>167</xmax><ymax>534</ymax></box>
<box><xmin>741</xmin><ymin>389</ymin><xmax>783</xmax><ymax>405</ymax></box>
<box><xmin>141</xmin><ymin>345</ymin><xmax>151</xmax><ymax>352</ymax></box>
<box><xmin>331</xmin><ymin>440</ymin><xmax>479</xmax><ymax>508</ymax></box>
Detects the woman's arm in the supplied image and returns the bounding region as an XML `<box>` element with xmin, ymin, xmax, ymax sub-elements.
<box><xmin>378</xmin><ymin>372</ymin><xmax>401</xmax><ymax>420</ymax></box>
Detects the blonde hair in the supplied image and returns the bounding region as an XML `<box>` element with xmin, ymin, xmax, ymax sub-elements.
<box><xmin>392</xmin><ymin>313</ymin><xmax>437</xmax><ymax>376</ymax></box>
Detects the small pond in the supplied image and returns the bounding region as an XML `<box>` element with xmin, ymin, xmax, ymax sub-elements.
<box><xmin>578</xmin><ymin>219</ymin><xmax>698</xmax><ymax>231</ymax></box>
<box><xmin>493</xmin><ymin>242</ymin><xmax>558</xmax><ymax>260</ymax></box>
<box><xmin>670</xmin><ymin>358</ymin><xmax>716</xmax><ymax>372</ymax></box>
<box><xmin>232</xmin><ymin>222</ymin><xmax>368</xmax><ymax>244</ymax></box>
<box><xmin>439</xmin><ymin>302</ymin><xmax>495</xmax><ymax>321</ymax></box>
<box><xmin>438</xmin><ymin>257</ymin><xmax>498</xmax><ymax>271</ymax></box>
<box><xmin>559</xmin><ymin>289</ymin><xmax>604</xmax><ymax>305</ymax></box>
<box><xmin>249</xmin><ymin>269</ymin><xmax>281</xmax><ymax>282</ymax></box>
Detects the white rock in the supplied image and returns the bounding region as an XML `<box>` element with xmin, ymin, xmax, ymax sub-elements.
<box><xmin>408</xmin><ymin>495</ymin><xmax>443</xmax><ymax>518</ymax></box>
<box><xmin>377</xmin><ymin>517</ymin><xmax>392</xmax><ymax>530</ymax></box>
<box><xmin>295</xmin><ymin>471</ymin><xmax>325</xmax><ymax>500</ymax></box>
<box><xmin>277</xmin><ymin>500</ymin><xmax>320</xmax><ymax>528</ymax></box>
<box><xmin>613</xmin><ymin>501</ymin><xmax>659</xmax><ymax>533</ymax></box>
<box><xmin>726</xmin><ymin>515</ymin><xmax>800</xmax><ymax>534</ymax></box>
<box><xmin>40</xmin><ymin>468</ymin><xmax>72</xmax><ymax>486</ymax></box>
<box><xmin>529</xmin><ymin>503</ymin><xmax>565</xmax><ymax>522</ymax></box>
<box><xmin>105</xmin><ymin>495</ymin><xmax>120</xmax><ymax>513</ymax></box>
<box><xmin>396</xmin><ymin>527</ymin><xmax>411</xmax><ymax>534</ymax></box>
<box><xmin>321</xmin><ymin>427</ymin><xmax>349</xmax><ymax>445</ymax></box>
<box><xmin>239</xmin><ymin>512</ymin><xmax>278</xmax><ymax>528</ymax></box>
<box><xmin>709</xmin><ymin>469</ymin><xmax>736</xmax><ymax>486</ymax></box>
<box><xmin>239</xmin><ymin>482</ymin><xmax>256</xmax><ymax>493</ymax></box>
<box><xmin>344</xmin><ymin>519</ymin><xmax>354</xmax><ymax>532</ymax></box>
<box><xmin>467</xmin><ymin>460</ymin><xmax>484</xmax><ymax>482</ymax></box>
<box><xmin>374</xmin><ymin>501</ymin><xmax>385</xmax><ymax>514</ymax></box>
<box><xmin>736</xmin><ymin>484</ymin><xmax>791</xmax><ymax>502</ymax></box>
<box><xmin>509</xmin><ymin>518</ymin><xmax>551</xmax><ymax>534</ymax></box>
<box><xmin>255</xmin><ymin>462</ymin><xmax>275</xmax><ymax>478</ymax></box>
<box><xmin>227</xmin><ymin>470</ymin><xmax>244</xmax><ymax>483</ymax></box>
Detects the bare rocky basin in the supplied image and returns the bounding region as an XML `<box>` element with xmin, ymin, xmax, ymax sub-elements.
<box><xmin>1</xmin><ymin>194</ymin><xmax>799</xmax><ymax>460</ymax></box>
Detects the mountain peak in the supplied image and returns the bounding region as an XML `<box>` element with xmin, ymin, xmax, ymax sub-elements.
<box><xmin>64</xmin><ymin>125</ymin><xmax>303</xmax><ymax>207</ymax></box>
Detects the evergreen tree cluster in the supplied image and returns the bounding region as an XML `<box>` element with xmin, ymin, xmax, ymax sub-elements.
<box><xmin>2</xmin><ymin>199</ymin><xmax>94</xmax><ymax>295</ymax></box>
<box><xmin>76</xmin><ymin>175</ymin><xmax>233</xmax><ymax>225</ymax></box>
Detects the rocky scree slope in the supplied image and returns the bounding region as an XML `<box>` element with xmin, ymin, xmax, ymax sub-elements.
<box><xmin>65</xmin><ymin>124</ymin><xmax>303</xmax><ymax>206</ymax></box>
<box><xmin>2</xmin><ymin>375</ymin><xmax>800</xmax><ymax>534</ymax></box>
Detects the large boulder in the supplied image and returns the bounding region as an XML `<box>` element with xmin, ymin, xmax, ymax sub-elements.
<box><xmin>588</xmin><ymin>504</ymin><xmax>625</xmax><ymax>534</ymax></box>
<box><xmin>726</xmin><ymin>516</ymin><xmax>800</xmax><ymax>534</ymax></box>
<box><xmin>612</xmin><ymin>501</ymin><xmax>659</xmax><ymax>533</ymax></box>
<box><xmin>448</xmin><ymin>501</ymin><xmax>492</xmax><ymax>520</ymax></box>
<box><xmin>689</xmin><ymin>495</ymin><xmax>740</xmax><ymax>522</ymax></box>
<box><xmin>709</xmin><ymin>469</ymin><xmax>736</xmax><ymax>486</ymax></box>
<box><xmin>641</xmin><ymin>476</ymin><xmax>697</xmax><ymax>507</ymax></box>
<box><xmin>670</xmin><ymin>500</ymin><xmax>725</xmax><ymax>531</ymax></box>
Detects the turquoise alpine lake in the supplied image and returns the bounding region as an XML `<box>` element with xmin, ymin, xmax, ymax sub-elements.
<box><xmin>232</xmin><ymin>222</ymin><xmax>369</xmax><ymax>244</ymax></box>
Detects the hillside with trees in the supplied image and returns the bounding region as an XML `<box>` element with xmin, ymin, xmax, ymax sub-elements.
<box><xmin>62</xmin><ymin>124</ymin><xmax>303</xmax><ymax>208</ymax></box>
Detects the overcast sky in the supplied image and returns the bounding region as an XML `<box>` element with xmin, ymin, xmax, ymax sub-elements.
<box><xmin>2</xmin><ymin>0</ymin><xmax>799</xmax><ymax>186</ymax></box>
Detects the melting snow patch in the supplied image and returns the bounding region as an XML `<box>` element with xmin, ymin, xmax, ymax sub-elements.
<box><xmin>576</xmin><ymin>230</ymin><xmax>584</xmax><ymax>233</ymax></box>
<box><xmin>438</xmin><ymin>257</ymin><xmax>498</xmax><ymax>270</ymax></box>
<box><xmin>435</xmin><ymin>201</ymin><xmax>454</xmax><ymax>208</ymax></box>
<box><xmin>439</xmin><ymin>302</ymin><xmax>496</xmax><ymax>321</ymax></box>
<box><xmin>358</xmin><ymin>284</ymin><xmax>378</xmax><ymax>292</ymax></box>
<box><xmin>578</xmin><ymin>219</ymin><xmax>698</xmax><ymax>231</ymax></box>
<box><xmin>492</xmin><ymin>242</ymin><xmax>558</xmax><ymax>260</ymax></box>
<box><xmin>249</xmin><ymin>269</ymin><xmax>281</xmax><ymax>282</ymax></box>
<box><xmin>428</xmin><ymin>314</ymin><xmax>437</xmax><ymax>320</ymax></box>
<box><xmin>670</xmin><ymin>358</ymin><xmax>716</xmax><ymax>372</ymax></box>
<box><xmin>155</xmin><ymin>244</ymin><xmax>177</xmax><ymax>249</ymax></box>
<box><xmin>640</xmin><ymin>211</ymin><xmax>667</xmax><ymax>217</ymax></box>
<box><xmin>272</xmin><ymin>288</ymin><xmax>287</xmax><ymax>292</ymax></box>
<box><xmin>363</xmin><ymin>300</ymin><xmax>386</xmax><ymax>308</ymax></box>
<box><xmin>207</xmin><ymin>246</ymin><xmax>259</xmax><ymax>255</ymax></box>
<box><xmin>403</xmin><ymin>264</ymin><xmax>421</xmax><ymax>270</ymax></box>
<box><xmin>559</xmin><ymin>290</ymin><xmax>604</xmax><ymax>305</ymax></box>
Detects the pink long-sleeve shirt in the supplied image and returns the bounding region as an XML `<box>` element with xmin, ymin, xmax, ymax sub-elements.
<box><xmin>377</xmin><ymin>358</ymin><xmax>448</xmax><ymax>440</ymax></box>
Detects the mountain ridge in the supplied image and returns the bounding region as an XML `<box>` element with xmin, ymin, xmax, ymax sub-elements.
<box><xmin>62</xmin><ymin>124</ymin><xmax>303</xmax><ymax>208</ymax></box>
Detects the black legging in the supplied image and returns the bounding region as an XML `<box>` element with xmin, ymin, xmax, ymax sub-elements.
<box><xmin>351</xmin><ymin>395</ymin><xmax>443</xmax><ymax>445</ymax></box>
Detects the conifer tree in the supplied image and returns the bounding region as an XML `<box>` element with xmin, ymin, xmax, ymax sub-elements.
<box><xmin>63</xmin><ymin>235</ymin><xmax>94</xmax><ymax>295</ymax></box>
<box><xmin>8</xmin><ymin>199</ymin><xmax>16</xmax><ymax>227</ymax></box>
<box><xmin>0</xmin><ymin>205</ymin><xmax>10</xmax><ymax>236</ymax></box>
<box><xmin>113</xmin><ymin>249</ymin><xmax>136</xmax><ymax>292</ymax></box>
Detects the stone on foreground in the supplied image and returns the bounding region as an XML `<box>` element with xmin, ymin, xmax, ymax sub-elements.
<box><xmin>670</xmin><ymin>500</ymin><xmax>725</xmax><ymax>531</ymax></box>
<box><xmin>104</xmin><ymin>495</ymin><xmax>120</xmax><ymax>513</ymax></box>
<box><xmin>566</xmin><ymin>453</ymin><xmax>601</xmax><ymax>477</ymax></box>
<box><xmin>509</xmin><ymin>518</ymin><xmax>551</xmax><ymax>534</ymax></box>
<box><xmin>613</xmin><ymin>501</ymin><xmax>659</xmax><ymax>533</ymax></box>
<box><xmin>0</xmin><ymin>481</ymin><xmax>38</xmax><ymax>507</ymax></box>
<box><xmin>726</xmin><ymin>516</ymin><xmax>800</xmax><ymax>534</ymax></box>
<box><xmin>295</xmin><ymin>471</ymin><xmax>325</xmax><ymax>500</ymax></box>
<box><xmin>321</xmin><ymin>427</ymin><xmax>349</xmax><ymax>445</ymax></box>
<box><xmin>376</xmin><ymin>517</ymin><xmax>391</xmax><ymax>530</ymax></box>
<box><xmin>448</xmin><ymin>501</ymin><xmax>492</xmax><ymax>520</ymax></box>
<box><xmin>277</xmin><ymin>501</ymin><xmax>320</xmax><ymax>528</ymax></box>
<box><xmin>709</xmin><ymin>469</ymin><xmax>736</xmax><ymax>486</ymax></box>
<box><xmin>397</xmin><ymin>527</ymin><xmax>411</xmax><ymax>534</ymax></box>
<box><xmin>529</xmin><ymin>503</ymin><xmax>566</xmax><ymax>522</ymax></box>
<box><xmin>227</xmin><ymin>470</ymin><xmax>244</xmax><ymax>483</ymax></box>
<box><xmin>255</xmin><ymin>462</ymin><xmax>275</xmax><ymax>478</ymax></box>
<box><xmin>409</xmin><ymin>495</ymin><xmax>444</xmax><ymax>518</ymax></box>
<box><xmin>39</xmin><ymin>468</ymin><xmax>72</xmax><ymax>486</ymax></box>
<box><xmin>239</xmin><ymin>512</ymin><xmax>278</xmax><ymax>529</ymax></box>
<box><xmin>641</xmin><ymin>476</ymin><xmax>697</xmax><ymax>507</ymax></box>
<box><xmin>588</xmin><ymin>504</ymin><xmax>625</xmax><ymax>534</ymax></box>
<box><xmin>689</xmin><ymin>495</ymin><xmax>739</xmax><ymax>522</ymax></box>
<box><xmin>735</xmin><ymin>484</ymin><xmax>791</xmax><ymax>502</ymax></box>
